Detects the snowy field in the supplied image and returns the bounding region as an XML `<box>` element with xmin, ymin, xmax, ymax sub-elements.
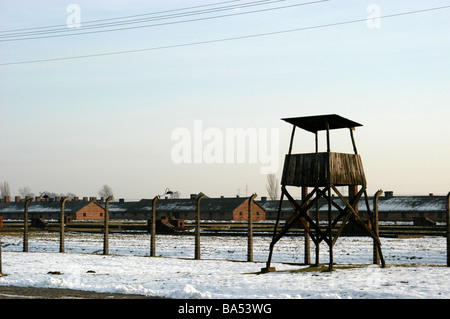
<box><xmin>0</xmin><ymin>231</ymin><xmax>449</xmax><ymax>299</ymax></box>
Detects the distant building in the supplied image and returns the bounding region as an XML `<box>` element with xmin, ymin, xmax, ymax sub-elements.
<box><xmin>0</xmin><ymin>196</ymin><xmax>105</xmax><ymax>221</ymax></box>
<box><xmin>257</xmin><ymin>193</ymin><xmax>448</xmax><ymax>223</ymax></box>
<box><xmin>131</xmin><ymin>195</ymin><xmax>266</xmax><ymax>221</ymax></box>
<box><xmin>0</xmin><ymin>192</ymin><xmax>446</xmax><ymax>223</ymax></box>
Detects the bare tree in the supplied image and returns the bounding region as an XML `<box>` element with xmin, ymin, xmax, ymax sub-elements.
<box><xmin>266</xmin><ymin>174</ymin><xmax>279</xmax><ymax>200</ymax></box>
<box><xmin>18</xmin><ymin>186</ymin><xmax>34</xmax><ymax>198</ymax></box>
<box><xmin>66</xmin><ymin>192</ymin><xmax>77</xmax><ymax>199</ymax></box>
<box><xmin>98</xmin><ymin>184</ymin><xmax>114</xmax><ymax>198</ymax></box>
<box><xmin>0</xmin><ymin>181</ymin><xmax>10</xmax><ymax>198</ymax></box>
<box><xmin>40</xmin><ymin>191</ymin><xmax>76</xmax><ymax>199</ymax></box>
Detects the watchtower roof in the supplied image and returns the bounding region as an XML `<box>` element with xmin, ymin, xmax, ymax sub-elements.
<box><xmin>282</xmin><ymin>114</ymin><xmax>363</xmax><ymax>133</ymax></box>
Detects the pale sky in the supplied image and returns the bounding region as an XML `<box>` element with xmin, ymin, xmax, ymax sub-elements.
<box><xmin>1</xmin><ymin>0</ymin><xmax>449</xmax><ymax>200</ymax></box>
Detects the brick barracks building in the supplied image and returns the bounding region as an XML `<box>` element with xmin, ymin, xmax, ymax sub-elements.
<box><xmin>0</xmin><ymin>192</ymin><xmax>447</xmax><ymax>223</ymax></box>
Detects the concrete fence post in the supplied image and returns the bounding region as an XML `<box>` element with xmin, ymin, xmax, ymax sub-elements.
<box><xmin>0</xmin><ymin>217</ymin><xmax>2</xmax><ymax>274</ymax></box>
<box><xmin>103</xmin><ymin>195</ymin><xmax>113</xmax><ymax>255</ymax></box>
<box><xmin>373</xmin><ymin>189</ymin><xmax>383</xmax><ymax>265</ymax></box>
<box><xmin>247</xmin><ymin>193</ymin><xmax>257</xmax><ymax>262</ymax></box>
<box><xmin>446</xmin><ymin>191</ymin><xmax>450</xmax><ymax>267</ymax></box>
<box><xmin>23</xmin><ymin>198</ymin><xmax>33</xmax><ymax>252</ymax></box>
<box><xmin>60</xmin><ymin>197</ymin><xmax>69</xmax><ymax>253</ymax></box>
<box><xmin>0</xmin><ymin>236</ymin><xmax>2</xmax><ymax>275</ymax></box>
<box><xmin>150</xmin><ymin>195</ymin><xmax>160</xmax><ymax>257</ymax></box>
<box><xmin>195</xmin><ymin>194</ymin><xmax>205</xmax><ymax>260</ymax></box>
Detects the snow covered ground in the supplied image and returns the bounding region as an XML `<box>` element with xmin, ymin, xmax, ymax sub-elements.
<box><xmin>0</xmin><ymin>232</ymin><xmax>449</xmax><ymax>299</ymax></box>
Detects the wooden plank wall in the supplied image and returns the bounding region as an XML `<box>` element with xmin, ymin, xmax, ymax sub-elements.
<box><xmin>329</xmin><ymin>153</ymin><xmax>366</xmax><ymax>186</ymax></box>
<box><xmin>281</xmin><ymin>153</ymin><xmax>366</xmax><ymax>187</ymax></box>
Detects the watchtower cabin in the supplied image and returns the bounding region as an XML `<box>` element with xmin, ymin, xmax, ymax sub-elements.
<box><xmin>263</xmin><ymin>114</ymin><xmax>385</xmax><ymax>271</ymax></box>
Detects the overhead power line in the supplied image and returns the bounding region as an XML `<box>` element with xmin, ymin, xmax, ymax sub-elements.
<box><xmin>0</xmin><ymin>0</ymin><xmax>243</xmax><ymax>33</ymax></box>
<box><xmin>1</xmin><ymin>5</ymin><xmax>449</xmax><ymax>66</ymax></box>
<box><xmin>0</xmin><ymin>0</ymin><xmax>326</xmax><ymax>41</ymax></box>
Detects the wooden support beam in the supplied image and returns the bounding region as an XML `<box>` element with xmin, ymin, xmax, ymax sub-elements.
<box><xmin>349</xmin><ymin>127</ymin><xmax>358</xmax><ymax>155</ymax></box>
<box><xmin>301</xmin><ymin>187</ymin><xmax>311</xmax><ymax>264</ymax></box>
<box><xmin>280</xmin><ymin>186</ymin><xmax>326</xmax><ymax>244</ymax></box>
<box><xmin>263</xmin><ymin>186</ymin><xmax>324</xmax><ymax>273</ymax></box>
<box><xmin>288</xmin><ymin>125</ymin><xmax>296</xmax><ymax>154</ymax></box>
<box><xmin>315</xmin><ymin>131</ymin><xmax>318</xmax><ymax>153</ymax></box>
<box><xmin>315</xmin><ymin>198</ymin><xmax>320</xmax><ymax>266</ymax></box>
<box><xmin>265</xmin><ymin>192</ymin><xmax>285</xmax><ymax>270</ymax></box>
<box><xmin>330</xmin><ymin>185</ymin><xmax>381</xmax><ymax>245</ymax></box>
<box><xmin>326</xmin><ymin>187</ymin><xmax>365</xmax><ymax>247</ymax></box>
<box><xmin>287</xmin><ymin>193</ymin><xmax>316</xmax><ymax>244</ymax></box>
<box><xmin>331</xmin><ymin>185</ymin><xmax>385</xmax><ymax>267</ymax></box>
<box><xmin>326</xmin><ymin>121</ymin><xmax>330</xmax><ymax>153</ymax></box>
<box><xmin>327</xmin><ymin>186</ymin><xmax>333</xmax><ymax>270</ymax></box>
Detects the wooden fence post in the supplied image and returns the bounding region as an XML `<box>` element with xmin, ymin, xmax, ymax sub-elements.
<box><xmin>247</xmin><ymin>194</ymin><xmax>257</xmax><ymax>262</ymax></box>
<box><xmin>446</xmin><ymin>191</ymin><xmax>450</xmax><ymax>267</ymax></box>
<box><xmin>60</xmin><ymin>197</ymin><xmax>69</xmax><ymax>253</ymax></box>
<box><xmin>103</xmin><ymin>195</ymin><xmax>113</xmax><ymax>255</ymax></box>
<box><xmin>195</xmin><ymin>194</ymin><xmax>205</xmax><ymax>260</ymax></box>
<box><xmin>23</xmin><ymin>198</ymin><xmax>33</xmax><ymax>252</ymax></box>
<box><xmin>150</xmin><ymin>195</ymin><xmax>160</xmax><ymax>257</ymax></box>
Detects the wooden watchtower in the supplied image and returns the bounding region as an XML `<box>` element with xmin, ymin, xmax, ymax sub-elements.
<box><xmin>263</xmin><ymin>114</ymin><xmax>385</xmax><ymax>271</ymax></box>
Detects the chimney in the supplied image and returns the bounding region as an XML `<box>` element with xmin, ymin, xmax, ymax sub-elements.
<box><xmin>55</xmin><ymin>196</ymin><xmax>61</xmax><ymax>202</ymax></box>
<box><xmin>35</xmin><ymin>196</ymin><xmax>41</xmax><ymax>202</ymax></box>
<box><xmin>4</xmin><ymin>196</ymin><xmax>10</xmax><ymax>203</ymax></box>
<box><xmin>15</xmin><ymin>196</ymin><xmax>21</xmax><ymax>203</ymax></box>
<box><xmin>90</xmin><ymin>197</ymin><xmax>97</xmax><ymax>202</ymax></box>
<box><xmin>73</xmin><ymin>197</ymin><xmax>79</xmax><ymax>201</ymax></box>
<box><xmin>385</xmin><ymin>191</ymin><xmax>394</xmax><ymax>198</ymax></box>
<box><xmin>119</xmin><ymin>198</ymin><xmax>125</xmax><ymax>203</ymax></box>
<box><xmin>190</xmin><ymin>194</ymin><xmax>197</xmax><ymax>199</ymax></box>
<box><xmin>261</xmin><ymin>196</ymin><xmax>267</xmax><ymax>202</ymax></box>
<box><xmin>220</xmin><ymin>195</ymin><xmax>224</xmax><ymax>198</ymax></box>
<box><xmin>83</xmin><ymin>197</ymin><xmax>88</xmax><ymax>201</ymax></box>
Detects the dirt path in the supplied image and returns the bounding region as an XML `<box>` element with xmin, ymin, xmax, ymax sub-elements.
<box><xmin>0</xmin><ymin>285</ymin><xmax>162</xmax><ymax>299</ymax></box>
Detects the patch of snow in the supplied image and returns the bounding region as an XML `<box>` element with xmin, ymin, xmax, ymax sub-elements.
<box><xmin>0</xmin><ymin>232</ymin><xmax>448</xmax><ymax>299</ymax></box>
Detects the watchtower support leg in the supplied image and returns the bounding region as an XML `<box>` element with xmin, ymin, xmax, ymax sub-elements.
<box><xmin>263</xmin><ymin>187</ymin><xmax>325</xmax><ymax>272</ymax></box>
<box><xmin>302</xmin><ymin>187</ymin><xmax>310</xmax><ymax>265</ymax></box>
<box><xmin>327</xmin><ymin>186</ymin><xmax>333</xmax><ymax>270</ymax></box>
<box><xmin>315</xmin><ymin>199</ymin><xmax>320</xmax><ymax>266</ymax></box>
